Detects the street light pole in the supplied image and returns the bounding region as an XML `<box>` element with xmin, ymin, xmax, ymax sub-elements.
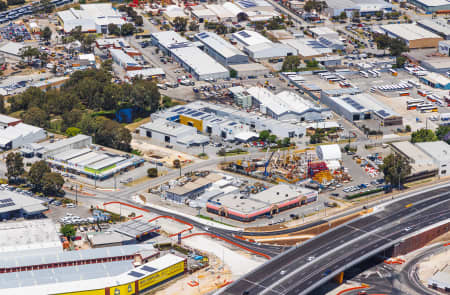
<box><xmin>75</xmin><ymin>184</ymin><xmax>78</xmax><ymax>205</ymax></box>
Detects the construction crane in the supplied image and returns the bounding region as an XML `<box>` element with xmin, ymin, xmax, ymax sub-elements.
<box><xmin>264</xmin><ymin>151</ymin><xmax>275</xmax><ymax>177</ymax></box>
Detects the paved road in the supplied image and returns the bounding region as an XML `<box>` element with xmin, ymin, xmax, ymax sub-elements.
<box><xmin>401</xmin><ymin>244</ymin><xmax>445</xmax><ymax>295</ymax></box>
<box><xmin>216</xmin><ymin>184</ymin><xmax>450</xmax><ymax>295</ymax></box>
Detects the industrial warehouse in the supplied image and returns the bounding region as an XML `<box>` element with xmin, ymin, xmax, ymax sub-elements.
<box><xmin>31</xmin><ymin>135</ymin><xmax>145</xmax><ymax>180</ymax></box>
<box><xmin>320</xmin><ymin>90</ymin><xmax>403</xmax><ymax>126</ymax></box>
<box><xmin>150</xmin><ymin>31</ymin><xmax>229</xmax><ymax>80</ymax></box>
<box><xmin>206</xmin><ymin>184</ymin><xmax>318</xmax><ymax>222</ymax></box>
<box><xmin>56</xmin><ymin>3</ymin><xmax>126</xmax><ymax>33</ymax></box>
<box><xmin>0</xmin><ymin>244</ymin><xmax>186</xmax><ymax>295</ymax></box>
<box><xmin>380</xmin><ymin>24</ymin><xmax>443</xmax><ymax>49</ymax></box>
<box><xmin>148</xmin><ymin>100</ymin><xmax>307</xmax><ymax>140</ymax></box>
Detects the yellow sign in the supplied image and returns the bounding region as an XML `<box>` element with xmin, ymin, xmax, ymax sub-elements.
<box><xmin>179</xmin><ymin>115</ymin><xmax>203</xmax><ymax>132</ymax></box>
<box><xmin>138</xmin><ymin>261</ymin><xmax>184</xmax><ymax>290</ymax></box>
<box><xmin>53</xmin><ymin>289</ymin><xmax>104</xmax><ymax>295</ymax></box>
<box><xmin>110</xmin><ymin>283</ymin><xmax>135</xmax><ymax>295</ymax></box>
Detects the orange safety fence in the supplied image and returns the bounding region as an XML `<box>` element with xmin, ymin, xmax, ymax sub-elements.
<box><xmin>232</xmin><ymin>234</ymin><xmax>256</xmax><ymax>243</ymax></box>
<box><xmin>181</xmin><ymin>233</ymin><xmax>271</xmax><ymax>260</ymax></box>
<box><xmin>444</xmin><ymin>242</ymin><xmax>450</xmax><ymax>247</ymax></box>
<box><xmin>103</xmin><ymin>201</ymin><xmax>150</xmax><ymax>212</ymax></box>
<box><xmin>131</xmin><ymin>215</ymin><xmax>143</xmax><ymax>220</ymax></box>
<box><xmin>336</xmin><ymin>285</ymin><xmax>369</xmax><ymax>295</ymax></box>
<box><xmin>148</xmin><ymin>216</ymin><xmax>194</xmax><ymax>237</ymax></box>
<box><xmin>218</xmin><ymin>280</ymin><xmax>234</xmax><ymax>288</ymax></box>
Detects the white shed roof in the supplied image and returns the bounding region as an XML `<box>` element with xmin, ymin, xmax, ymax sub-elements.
<box><xmin>316</xmin><ymin>144</ymin><xmax>342</xmax><ymax>161</ymax></box>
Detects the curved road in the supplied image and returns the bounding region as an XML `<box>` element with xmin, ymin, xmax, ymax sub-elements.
<box><xmin>216</xmin><ymin>183</ymin><xmax>450</xmax><ymax>295</ymax></box>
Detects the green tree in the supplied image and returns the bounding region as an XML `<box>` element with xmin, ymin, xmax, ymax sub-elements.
<box><xmin>101</xmin><ymin>59</ymin><xmax>113</xmax><ymax>72</ymax></box>
<box><xmin>121</xmin><ymin>23</ymin><xmax>135</xmax><ymax>36</ymax></box>
<box><xmin>396</xmin><ymin>56</ymin><xmax>407</xmax><ymax>68</ymax></box>
<box><xmin>82</xmin><ymin>34</ymin><xmax>96</xmax><ymax>52</ymax></box>
<box><xmin>42</xmin><ymin>172</ymin><xmax>64</xmax><ymax>196</ymax></box>
<box><xmin>0</xmin><ymin>95</ymin><xmax>5</xmax><ymax>113</ymax></box>
<box><xmin>66</xmin><ymin>127</ymin><xmax>81</xmax><ymax>137</ymax></box>
<box><xmin>108</xmin><ymin>23</ymin><xmax>121</xmax><ymax>35</ymax></box>
<box><xmin>282</xmin><ymin>55</ymin><xmax>301</xmax><ymax>72</ymax></box>
<box><xmin>22</xmin><ymin>107</ymin><xmax>48</xmax><ymax>128</ymax></box>
<box><xmin>410</xmin><ymin>129</ymin><xmax>438</xmax><ymax>143</ymax></box>
<box><xmin>375</xmin><ymin>10</ymin><xmax>383</xmax><ymax>18</ymax></box>
<box><xmin>389</xmin><ymin>38</ymin><xmax>409</xmax><ymax>57</ymax></box>
<box><xmin>380</xmin><ymin>153</ymin><xmax>411</xmax><ymax>188</ymax></box>
<box><xmin>147</xmin><ymin>167</ymin><xmax>158</xmax><ymax>178</ymax></box>
<box><xmin>189</xmin><ymin>21</ymin><xmax>199</xmax><ymax>32</ymax></box>
<box><xmin>259</xmin><ymin>130</ymin><xmax>270</xmax><ymax>141</ymax></box>
<box><xmin>339</xmin><ymin>12</ymin><xmax>347</xmax><ymax>20</ymax></box>
<box><xmin>70</xmin><ymin>26</ymin><xmax>83</xmax><ymax>41</ymax></box>
<box><xmin>304</xmin><ymin>0</ymin><xmax>327</xmax><ymax>13</ymax></box>
<box><xmin>230</xmin><ymin>69</ymin><xmax>237</xmax><ymax>78</ymax></box>
<box><xmin>41</xmin><ymin>26</ymin><xmax>52</xmax><ymax>41</ymax></box>
<box><xmin>5</xmin><ymin>152</ymin><xmax>24</xmax><ymax>182</ymax></box>
<box><xmin>405</xmin><ymin>125</ymin><xmax>411</xmax><ymax>132</ymax></box>
<box><xmin>135</xmin><ymin>15</ymin><xmax>143</xmax><ymax>26</ymax></box>
<box><xmin>130</xmin><ymin>79</ymin><xmax>161</xmax><ymax>112</ymax></box>
<box><xmin>436</xmin><ymin>125</ymin><xmax>450</xmax><ymax>143</ymax></box>
<box><xmin>0</xmin><ymin>1</ymin><xmax>7</xmax><ymax>11</ymax></box>
<box><xmin>20</xmin><ymin>46</ymin><xmax>41</xmax><ymax>63</ymax></box>
<box><xmin>28</xmin><ymin>160</ymin><xmax>51</xmax><ymax>191</ymax></box>
<box><xmin>282</xmin><ymin>137</ymin><xmax>290</xmax><ymax>146</ymax></box>
<box><xmin>173</xmin><ymin>17</ymin><xmax>187</xmax><ymax>32</ymax></box>
<box><xmin>305</xmin><ymin>59</ymin><xmax>319</xmax><ymax>68</ymax></box>
<box><xmin>60</xmin><ymin>224</ymin><xmax>76</xmax><ymax>238</ymax></box>
<box><xmin>215</xmin><ymin>23</ymin><xmax>228</xmax><ymax>35</ymax></box>
<box><xmin>374</xmin><ymin>34</ymin><xmax>390</xmax><ymax>52</ymax></box>
<box><xmin>268</xmin><ymin>134</ymin><xmax>277</xmax><ymax>143</ymax></box>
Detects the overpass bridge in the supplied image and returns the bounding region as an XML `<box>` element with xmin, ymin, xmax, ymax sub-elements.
<box><xmin>216</xmin><ymin>183</ymin><xmax>450</xmax><ymax>295</ymax></box>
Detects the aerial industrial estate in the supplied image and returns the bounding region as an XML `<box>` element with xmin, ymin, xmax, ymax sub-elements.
<box><xmin>0</xmin><ymin>0</ymin><xmax>448</xmax><ymax>294</ymax></box>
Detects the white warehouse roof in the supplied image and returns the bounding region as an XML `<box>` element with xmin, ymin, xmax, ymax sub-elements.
<box><xmin>232</xmin><ymin>30</ymin><xmax>271</xmax><ymax>47</ymax></box>
<box><xmin>195</xmin><ymin>31</ymin><xmax>246</xmax><ymax>59</ymax></box>
<box><xmin>245</xmin><ymin>42</ymin><xmax>297</xmax><ymax>59</ymax></box>
<box><xmin>380</xmin><ymin>23</ymin><xmax>442</xmax><ymax>41</ymax></box>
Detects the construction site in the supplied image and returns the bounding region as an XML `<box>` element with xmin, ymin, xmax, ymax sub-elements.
<box><xmin>222</xmin><ymin>145</ymin><xmax>352</xmax><ymax>188</ymax></box>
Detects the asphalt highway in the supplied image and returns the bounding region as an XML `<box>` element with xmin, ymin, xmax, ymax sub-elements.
<box><xmin>217</xmin><ymin>184</ymin><xmax>450</xmax><ymax>295</ymax></box>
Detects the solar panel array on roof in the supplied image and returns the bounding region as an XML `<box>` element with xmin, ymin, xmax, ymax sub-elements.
<box><xmin>342</xmin><ymin>97</ymin><xmax>365</xmax><ymax>111</ymax></box>
<box><xmin>0</xmin><ymin>198</ymin><xmax>14</xmax><ymax>208</ymax></box>
<box><xmin>168</xmin><ymin>42</ymin><xmax>191</xmax><ymax>49</ymax></box>
<box><xmin>141</xmin><ymin>265</ymin><xmax>157</xmax><ymax>272</ymax></box>
<box><xmin>191</xmin><ymin>111</ymin><xmax>205</xmax><ymax>117</ymax></box>
<box><xmin>197</xmin><ymin>32</ymin><xmax>208</xmax><ymax>39</ymax></box>
<box><xmin>128</xmin><ymin>271</ymin><xmax>144</xmax><ymax>278</ymax></box>
<box><xmin>377</xmin><ymin>110</ymin><xmax>391</xmax><ymax>118</ymax></box>
<box><xmin>238</xmin><ymin>31</ymin><xmax>250</xmax><ymax>38</ymax></box>
<box><xmin>238</xmin><ymin>0</ymin><xmax>256</xmax><ymax>8</ymax></box>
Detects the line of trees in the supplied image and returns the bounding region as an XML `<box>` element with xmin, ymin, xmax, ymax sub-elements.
<box><xmin>5</xmin><ymin>153</ymin><xmax>64</xmax><ymax>195</ymax></box>
<box><xmin>411</xmin><ymin>126</ymin><xmax>450</xmax><ymax>144</ymax></box>
<box><xmin>7</xmin><ymin>69</ymin><xmax>162</xmax><ymax>152</ymax></box>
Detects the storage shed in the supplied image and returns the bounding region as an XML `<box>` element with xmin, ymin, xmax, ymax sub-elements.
<box><xmin>316</xmin><ymin>144</ymin><xmax>342</xmax><ymax>161</ymax></box>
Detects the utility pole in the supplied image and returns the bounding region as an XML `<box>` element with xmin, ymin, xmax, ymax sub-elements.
<box><xmin>75</xmin><ymin>184</ymin><xmax>78</xmax><ymax>205</ymax></box>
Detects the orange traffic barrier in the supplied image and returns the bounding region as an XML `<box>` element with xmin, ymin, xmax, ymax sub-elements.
<box><xmin>336</xmin><ymin>285</ymin><xmax>369</xmax><ymax>295</ymax></box>
<box><xmin>187</xmin><ymin>280</ymin><xmax>199</xmax><ymax>287</ymax></box>
<box><xmin>131</xmin><ymin>214</ymin><xmax>143</xmax><ymax>220</ymax></box>
<box><xmin>218</xmin><ymin>280</ymin><xmax>233</xmax><ymax>288</ymax></box>
<box><xmin>148</xmin><ymin>215</ymin><xmax>194</xmax><ymax>237</ymax></box>
<box><xmin>444</xmin><ymin>242</ymin><xmax>450</xmax><ymax>247</ymax></box>
<box><xmin>103</xmin><ymin>201</ymin><xmax>150</xmax><ymax>212</ymax></box>
<box><xmin>182</xmin><ymin>233</ymin><xmax>271</xmax><ymax>260</ymax></box>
